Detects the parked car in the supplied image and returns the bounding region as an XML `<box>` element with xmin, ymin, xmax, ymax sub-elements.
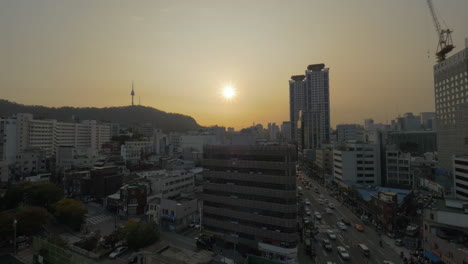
<box><xmin>127</xmin><ymin>252</ymin><xmax>139</xmax><ymax>263</ymax></box>
<box><xmin>327</xmin><ymin>229</ymin><xmax>337</xmax><ymax>240</ymax></box>
<box><xmin>109</xmin><ymin>247</ymin><xmax>128</xmax><ymax>259</ymax></box>
<box><xmin>354</xmin><ymin>224</ymin><xmax>364</xmax><ymax>232</ymax></box>
<box><xmin>341</xmin><ymin>218</ymin><xmax>351</xmax><ymax>225</ymax></box>
<box><xmin>328</xmin><ymin>203</ymin><xmax>335</xmax><ymax>209</ymax></box>
<box><xmin>314</xmin><ymin>212</ymin><xmax>322</xmax><ymax>219</ymax></box>
<box><xmin>326</xmin><ymin>208</ymin><xmax>332</xmax><ymax>214</ymax></box>
<box><xmin>337</xmin><ymin>246</ymin><xmax>350</xmax><ymax>260</ymax></box>
<box><xmin>337</xmin><ymin>222</ymin><xmax>347</xmax><ymax>230</ymax></box>
<box><xmin>322</xmin><ymin>239</ymin><xmax>332</xmax><ymax>251</ymax></box>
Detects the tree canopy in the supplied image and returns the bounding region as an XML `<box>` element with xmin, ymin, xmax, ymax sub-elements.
<box><xmin>52</xmin><ymin>199</ymin><xmax>88</xmax><ymax>230</ymax></box>
<box><xmin>122</xmin><ymin>221</ymin><xmax>159</xmax><ymax>250</ymax></box>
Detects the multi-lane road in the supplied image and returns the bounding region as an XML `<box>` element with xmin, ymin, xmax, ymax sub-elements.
<box><xmin>299</xmin><ymin>176</ymin><xmax>402</xmax><ymax>264</ymax></box>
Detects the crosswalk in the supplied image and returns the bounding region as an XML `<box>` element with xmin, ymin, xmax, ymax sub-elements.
<box><xmin>86</xmin><ymin>214</ymin><xmax>113</xmax><ymax>225</ymax></box>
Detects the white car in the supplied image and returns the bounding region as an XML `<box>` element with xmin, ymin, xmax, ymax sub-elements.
<box><xmin>337</xmin><ymin>222</ymin><xmax>347</xmax><ymax>230</ymax></box>
<box><xmin>383</xmin><ymin>261</ymin><xmax>395</xmax><ymax>264</ymax></box>
<box><xmin>337</xmin><ymin>246</ymin><xmax>350</xmax><ymax>260</ymax></box>
<box><xmin>328</xmin><ymin>203</ymin><xmax>335</xmax><ymax>209</ymax></box>
<box><xmin>305</xmin><ymin>211</ymin><xmax>311</xmax><ymax>216</ymax></box>
<box><xmin>109</xmin><ymin>246</ymin><xmax>128</xmax><ymax>259</ymax></box>
<box><xmin>326</xmin><ymin>208</ymin><xmax>332</xmax><ymax>214</ymax></box>
<box><xmin>327</xmin><ymin>229</ymin><xmax>336</xmax><ymax>240</ymax></box>
<box><xmin>305</xmin><ymin>201</ymin><xmax>311</xmax><ymax>206</ymax></box>
<box><xmin>314</xmin><ymin>212</ymin><xmax>322</xmax><ymax>219</ymax></box>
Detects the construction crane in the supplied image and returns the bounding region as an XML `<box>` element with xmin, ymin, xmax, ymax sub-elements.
<box><xmin>426</xmin><ymin>0</ymin><xmax>455</xmax><ymax>62</ymax></box>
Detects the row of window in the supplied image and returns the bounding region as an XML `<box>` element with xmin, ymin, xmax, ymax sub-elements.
<box><xmin>204</xmin><ymin>201</ymin><xmax>296</xmax><ymax>219</ymax></box>
<box><xmin>204</xmin><ymin>189</ymin><xmax>296</xmax><ymax>205</ymax></box>
<box><xmin>204</xmin><ymin>213</ymin><xmax>296</xmax><ymax>234</ymax></box>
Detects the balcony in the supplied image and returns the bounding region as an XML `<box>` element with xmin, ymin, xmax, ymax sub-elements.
<box><xmin>204</xmin><ymin>217</ymin><xmax>298</xmax><ymax>243</ymax></box>
<box><xmin>200</xmin><ymin>194</ymin><xmax>296</xmax><ymax>213</ymax></box>
<box><xmin>203</xmin><ymin>205</ymin><xmax>296</xmax><ymax>228</ymax></box>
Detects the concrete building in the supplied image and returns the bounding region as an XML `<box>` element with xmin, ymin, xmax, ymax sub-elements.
<box><xmin>336</xmin><ymin>124</ymin><xmax>364</xmax><ymax>144</ymax></box>
<box><xmin>314</xmin><ymin>146</ymin><xmax>334</xmax><ymax>185</ymax></box>
<box><xmin>14</xmin><ymin>113</ymin><xmax>110</xmax><ymax>157</ymax></box>
<box><xmin>434</xmin><ymin>46</ymin><xmax>468</xmax><ymax>172</ymax></box>
<box><xmin>386</xmin><ymin>131</ymin><xmax>437</xmax><ymax>154</ymax></box>
<box><xmin>56</xmin><ymin>146</ymin><xmax>99</xmax><ymax>169</ymax></box>
<box><xmin>0</xmin><ymin>118</ymin><xmax>17</xmax><ymax>164</ymax></box>
<box><xmin>120</xmin><ymin>141</ymin><xmax>154</xmax><ymax>163</ymax></box>
<box><xmin>333</xmin><ymin>142</ymin><xmax>381</xmax><ymax>186</ymax></box>
<box><xmin>201</xmin><ymin>145</ymin><xmax>298</xmax><ymax>262</ymax></box>
<box><xmin>280</xmin><ymin>122</ymin><xmax>291</xmax><ymax>142</ymax></box>
<box><xmin>89</xmin><ymin>166</ymin><xmax>123</xmax><ymax>199</ymax></box>
<box><xmin>454</xmin><ymin>156</ymin><xmax>468</xmax><ymax>200</ymax></box>
<box><xmin>289</xmin><ymin>75</ymin><xmax>306</xmax><ymax>142</ymax></box>
<box><xmin>14</xmin><ymin>148</ymin><xmax>48</xmax><ymax>179</ymax></box>
<box><xmin>63</xmin><ymin>170</ymin><xmax>92</xmax><ymax>200</ymax></box>
<box><xmin>147</xmin><ymin>195</ymin><xmax>199</xmax><ymax>231</ymax></box>
<box><xmin>180</xmin><ymin>134</ymin><xmax>219</xmax><ymax>153</ymax></box>
<box><xmin>119</xmin><ymin>184</ymin><xmax>148</xmax><ymax>216</ymax></box>
<box><xmin>0</xmin><ymin>160</ymin><xmax>9</xmax><ymax>182</ymax></box>
<box><xmin>422</xmin><ymin>198</ymin><xmax>468</xmax><ymax>264</ymax></box>
<box><xmin>420</xmin><ymin>112</ymin><xmax>436</xmax><ymax>130</ymax></box>
<box><xmin>135</xmin><ymin>169</ymin><xmax>195</xmax><ymax>198</ymax></box>
<box><xmin>267</xmin><ymin>123</ymin><xmax>279</xmax><ymax>141</ymax></box>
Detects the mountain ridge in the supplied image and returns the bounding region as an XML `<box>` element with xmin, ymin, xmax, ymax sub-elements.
<box><xmin>0</xmin><ymin>99</ymin><xmax>202</xmax><ymax>133</ymax></box>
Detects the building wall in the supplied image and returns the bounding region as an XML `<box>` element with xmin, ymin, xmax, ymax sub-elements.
<box><xmin>289</xmin><ymin>75</ymin><xmax>305</xmax><ymax>142</ymax></box>
<box><xmin>333</xmin><ymin>143</ymin><xmax>381</xmax><ymax>185</ymax></box>
<box><xmin>336</xmin><ymin>124</ymin><xmax>364</xmax><ymax>144</ymax></box>
<box><xmin>0</xmin><ymin>118</ymin><xmax>17</xmax><ymax>164</ymax></box>
<box><xmin>454</xmin><ymin>156</ymin><xmax>468</xmax><ymax>200</ymax></box>
<box><xmin>201</xmin><ymin>145</ymin><xmax>298</xmax><ymax>262</ymax></box>
<box><xmin>434</xmin><ymin>47</ymin><xmax>468</xmax><ymax>171</ymax></box>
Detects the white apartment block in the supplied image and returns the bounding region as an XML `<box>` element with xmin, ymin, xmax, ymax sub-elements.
<box><xmin>0</xmin><ymin>118</ymin><xmax>18</xmax><ymax>164</ymax></box>
<box><xmin>179</xmin><ymin>134</ymin><xmax>218</xmax><ymax>153</ymax></box>
<box><xmin>120</xmin><ymin>141</ymin><xmax>154</xmax><ymax>163</ymax></box>
<box><xmin>15</xmin><ymin>148</ymin><xmax>47</xmax><ymax>178</ymax></box>
<box><xmin>386</xmin><ymin>148</ymin><xmax>412</xmax><ymax>187</ymax></box>
<box><xmin>336</xmin><ymin>124</ymin><xmax>364</xmax><ymax>144</ymax></box>
<box><xmin>14</xmin><ymin>113</ymin><xmax>110</xmax><ymax>157</ymax></box>
<box><xmin>56</xmin><ymin>146</ymin><xmax>99</xmax><ymax>169</ymax></box>
<box><xmin>454</xmin><ymin>156</ymin><xmax>468</xmax><ymax>200</ymax></box>
<box><xmin>135</xmin><ymin>169</ymin><xmax>195</xmax><ymax>198</ymax></box>
<box><xmin>333</xmin><ymin>142</ymin><xmax>381</xmax><ymax>185</ymax></box>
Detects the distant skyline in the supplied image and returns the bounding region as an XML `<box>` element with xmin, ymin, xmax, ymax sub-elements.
<box><xmin>1</xmin><ymin>0</ymin><xmax>468</xmax><ymax>130</ymax></box>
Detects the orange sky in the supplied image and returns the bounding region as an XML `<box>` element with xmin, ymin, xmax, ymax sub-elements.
<box><xmin>1</xmin><ymin>0</ymin><xmax>468</xmax><ymax>130</ymax></box>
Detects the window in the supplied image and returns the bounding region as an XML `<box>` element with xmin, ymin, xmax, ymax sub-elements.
<box><xmin>430</xmin><ymin>213</ymin><xmax>434</xmax><ymax>220</ymax></box>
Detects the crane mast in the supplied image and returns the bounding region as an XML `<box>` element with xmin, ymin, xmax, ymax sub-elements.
<box><xmin>426</xmin><ymin>0</ymin><xmax>455</xmax><ymax>62</ymax></box>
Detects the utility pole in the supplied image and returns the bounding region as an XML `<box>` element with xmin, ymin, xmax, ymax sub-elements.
<box><xmin>13</xmin><ymin>218</ymin><xmax>17</xmax><ymax>256</ymax></box>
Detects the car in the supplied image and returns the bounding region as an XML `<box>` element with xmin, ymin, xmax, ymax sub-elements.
<box><xmin>326</xmin><ymin>208</ymin><xmax>332</xmax><ymax>214</ymax></box>
<box><xmin>306</xmin><ymin>211</ymin><xmax>311</xmax><ymax>216</ymax></box>
<box><xmin>341</xmin><ymin>218</ymin><xmax>351</xmax><ymax>225</ymax></box>
<box><xmin>354</xmin><ymin>224</ymin><xmax>364</xmax><ymax>232</ymax></box>
<box><xmin>109</xmin><ymin>246</ymin><xmax>128</xmax><ymax>259</ymax></box>
<box><xmin>327</xmin><ymin>229</ymin><xmax>337</xmax><ymax>240</ymax></box>
<box><xmin>337</xmin><ymin>222</ymin><xmax>347</xmax><ymax>230</ymax></box>
<box><xmin>328</xmin><ymin>203</ymin><xmax>335</xmax><ymax>209</ymax></box>
<box><xmin>314</xmin><ymin>212</ymin><xmax>322</xmax><ymax>219</ymax></box>
<box><xmin>318</xmin><ymin>199</ymin><xmax>324</xmax><ymax>204</ymax></box>
<box><xmin>305</xmin><ymin>201</ymin><xmax>311</xmax><ymax>206</ymax></box>
<box><xmin>127</xmin><ymin>252</ymin><xmax>139</xmax><ymax>263</ymax></box>
<box><xmin>383</xmin><ymin>261</ymin><xmax>395</xmax><ymax>264</ymax></box>
<box><xmin>322</xmin><ymin>239</ymin><xmax>332</xmax><ymax>250</ymax></box>
<box><xmin>305</xmin><ymin>186</ymin><xmax>310</xmax><ymax>190</ymax></box>
<box><xmin>319</xmin><ymin>194</ymin><xmax>325</xmax><ymax>199</ymax></box>
<box><xmin>337</xmin><ymin>246</ymin><xmax>350</xmax><ymax>260</ymax></box>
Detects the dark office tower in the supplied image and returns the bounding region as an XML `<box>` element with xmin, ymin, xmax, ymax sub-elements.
<box><xmin>289</xmin><ymin>64</ymin><xmax>330</xmax><ymax>153</ymax></box>
<box><xmin>434</xmin><ymin>47</ymin><xmax>468</xmax><ymax>173</ymax></box>
<box><xmin>289</xmin><ymin>75</ymin><xmax>306</xmax><ymax>142</ymax></box>
<box><xmin>201</xmin><ymin>145</ymin><xmax>298</xmax><ymax>262</ymax></box>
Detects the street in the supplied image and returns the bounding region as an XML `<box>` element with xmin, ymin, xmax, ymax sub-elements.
<box><xmin>298</xmin><ymin>176</ymin><xmax>402</xmax><ymax>264</ymax></box>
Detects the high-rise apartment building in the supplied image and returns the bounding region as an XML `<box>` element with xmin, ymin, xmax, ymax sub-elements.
<box><xmin>289</xmin><ymin>64</ymin><xmax>330</xmax><ymax>151</ymax></box>
<box><xmin>14</xmin><ymin>114</ymin><xmax>110</xmax><ymax>157</ymax></box>
<box><xmin>289</xmin><ymin>75</ymin><xmax>305</xmax><ymax>142</ymax></box>
<box><xmin>453</xmin><ymin>156</ymin><xmax>468</xmax><ymax>200</ymax></box>
<box><xmin>434</xmin><ymin>47</ymin><xmax>468</xmax><ymax>171</ymax></box>
<box><xmin>333</xmin><ymin>142</ymin><xmax>381</xmax><ymax>186</ymax></box>
<box><xmin>201</xmin><ymin>145</ymin><xmax>298</xmax><ymax>262</ymax></box>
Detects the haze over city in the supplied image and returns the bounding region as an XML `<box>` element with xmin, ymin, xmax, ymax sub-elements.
<box><xmin>2</xmin><ymin>0</ymin><xmax>468</xmax><ymax>129</ymax></box>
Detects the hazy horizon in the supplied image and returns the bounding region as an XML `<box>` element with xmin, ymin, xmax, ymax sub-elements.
<box><xmin>1</xmin><ymin>0</ymin><xmax>468</xmax><ymax>130</ymax></box>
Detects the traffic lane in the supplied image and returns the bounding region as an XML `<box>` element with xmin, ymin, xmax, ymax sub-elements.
<box><xmin>302</xmin><ymin>184</ymin><xmax>388</xmax><ymax>264</ymax></box>
<box><xmin>304</xmin><ymin>179</ymin><xmax>401</xmax><ymax>264</ymax></box>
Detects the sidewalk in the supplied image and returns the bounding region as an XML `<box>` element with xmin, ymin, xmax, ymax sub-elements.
<box><xmin>381</xmin><ymin>235</ymin><xmax>410</xmax><ymax>258</ymax></box>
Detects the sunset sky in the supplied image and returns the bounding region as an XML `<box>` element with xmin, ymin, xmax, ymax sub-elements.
<box><xmin>1</xmin><ymin>0</ymin><xmax>468</xmax><ymax>130</ymax></box>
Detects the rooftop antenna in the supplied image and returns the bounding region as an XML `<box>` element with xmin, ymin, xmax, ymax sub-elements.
<box><xmin>131</xmin><ymin>80</ymin><xmax>135</xmax><ymax>106</ymax></box>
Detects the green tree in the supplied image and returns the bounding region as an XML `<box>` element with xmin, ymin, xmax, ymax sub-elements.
<box><xmin>48</xmin><ymin>234</ymin><xmax>68</xmax><ymax>248</ymax></box>
<box><xmin>15</xmin><ymin>207</ymin><xmax>49</xmax><ymax>236</ymax></box>
<box><xmin>104</xmin><ymin>229</ymin><xmax>124</xmax><ymax>248</ymax></box>
<box><xmin>52</xmin><ymin>199</ymin><xmax>88</xmax><ymax>230</ymax></box>
<box><xmin>0</xmin><ymin>212</ymin><xmax>14</xmax><ymax>241</ymax></box>
<box><xmin>122</xmin><ymin>221</ymin><xmax>159</xmax><ymax>250</ymax></box>
<box><xmin>24</xmin><ymin>182</ymin><xmax>64</xmax><ymax>207</ymax></box>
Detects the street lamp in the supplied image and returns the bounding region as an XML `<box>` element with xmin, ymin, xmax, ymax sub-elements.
<box><xmin>13</xmin><ymin>218</ymin><xmax>17</xmax><ymax>256</ymax></box>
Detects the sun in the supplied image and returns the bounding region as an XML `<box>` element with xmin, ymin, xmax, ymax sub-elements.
<box><xmin>222</xmin><ymin>85</ymin><xmax>236</xmax><ymax>101</ymax></box>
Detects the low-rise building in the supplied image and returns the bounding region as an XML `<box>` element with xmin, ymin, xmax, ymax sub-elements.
<box><xmin>454</xmin><ymin>156</ymin><xmax>468</xmax><ymax>200</ymax></box>
<box><xmin>64</xmin><ymin>170</ymin><xmax>91</xmax><ymax>200</ymax></box>
<box><xmin>121</xmin><ymin>141</ymin><xmax>154</xmax><ymax>163</ymax></box>
<box><xmin>14</xmin><ymin>148</ymin><xmax>48</xmax><ymax>179</ymax></box>
<box><xmin>120</xmin><ymin>184</ymin><xmax>148</xmax><ymax>216</ymax></box>
<box><xmin>147</xmin><ymin>195</ymin><xmax>199</xmax><ymax>231</ymax></box>
<box><xmin>56</xmin><ymin>146</ymin><xmax>99</xmax><ymax>170</ymax></box>
<box><xmin>88</xmin><ymin>166</ymin><xmax>123</xmax><ymax>199</ymax></box>
<box><xmin>333</xmin><ymin>141</ymin><xmax>381</xmax><ymax>186</ymax></box>
<box><xmin>136</xmin><ymin>169</ymin><xmax>195</xmax><ymax>198</ymax></box>
<box><xmin>422</xmin><ymin>198</ymin><xmax>468</xmax><ymax>264</ymax></box>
